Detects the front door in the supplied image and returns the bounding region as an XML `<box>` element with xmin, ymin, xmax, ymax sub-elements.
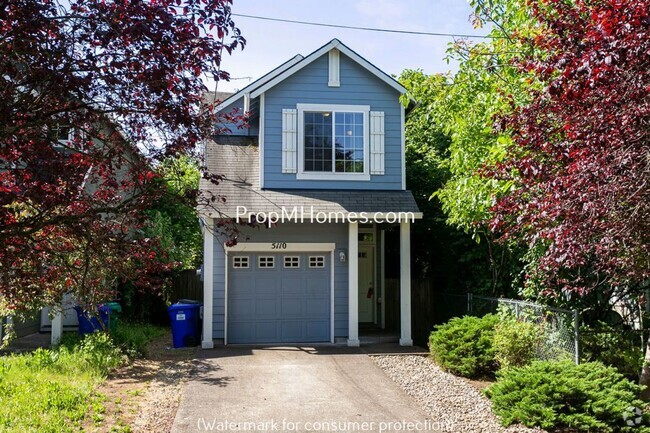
<box><xmin>358</xmin><ymin>245</ymin><xmax>375</xmax><ymax>323</ymax></box>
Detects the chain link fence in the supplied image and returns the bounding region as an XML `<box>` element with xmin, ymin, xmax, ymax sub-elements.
<box><xmin>468</xmin><ymin>294</ymin><xmax>580</xmax><ymax>364</ymax></box>
<box><xmin>426</xmin><ymin>292</ymin><xmax>580</xmax><ymax>364</ymax></box>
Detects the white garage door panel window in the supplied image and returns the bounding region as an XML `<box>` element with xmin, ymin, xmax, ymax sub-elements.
<box><xmin>228</xmin><ymin>252</ymin><xmax>331</xmax><ymax>344</ymax></box>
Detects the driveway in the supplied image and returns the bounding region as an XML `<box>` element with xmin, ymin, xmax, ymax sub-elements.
<box><xmin>171</xmin><ymin>345</ymin><xmax>435</xmax><ymax>433</ymax></box>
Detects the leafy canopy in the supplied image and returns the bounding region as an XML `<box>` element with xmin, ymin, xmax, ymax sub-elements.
<box><xmin>490</xmin><ymin>0</ymin><xmax>650</xmax><ymax>295</ymax></box>
<box><xmin>0</xmin><ymin>0</ymin><xmax>244</xmax><ymax>313</ymax></box>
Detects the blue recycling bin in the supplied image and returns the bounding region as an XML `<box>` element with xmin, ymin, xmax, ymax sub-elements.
<box><xmin>74</xmin><ymin>304</ymin><xmax>110</xmax><ymax>335</ymax></box>
<box><xmin>168</xmin><ymin>302</ymin><xmax>202</xmax><ymax>348</ymax></box>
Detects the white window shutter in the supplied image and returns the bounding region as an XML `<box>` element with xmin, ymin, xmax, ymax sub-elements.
<box><xmin>282</xmin><ymin>108</ymin><xmax>297</xmax><ymax>173</ymax></box>
<box><xmin>369</xmin><ymin>111</ymin><xmax>385</xmax><ymax>175</ymax></box>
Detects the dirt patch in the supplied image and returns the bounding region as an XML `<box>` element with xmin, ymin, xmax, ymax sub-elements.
<box><xmin>89</xmin><ymin>331</ymin><xmax>197</xmax><ymax>433</ymax></box>
<box><xmin>464</xmin><ymin>376</ymin><xmax>495</xmax><ymax>392</ymax></box>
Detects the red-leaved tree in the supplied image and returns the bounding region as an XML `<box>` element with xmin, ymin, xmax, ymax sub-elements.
<box><xmin>0</xmin><ymin>0</ymin><xmax>244</xmax><ymax>317</ymax></box>
<box><xmin>489</xmin><ymin>0</ymin><xmax>649</xmax><ymax>382</ymax></box>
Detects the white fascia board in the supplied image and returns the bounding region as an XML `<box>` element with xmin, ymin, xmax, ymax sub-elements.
<box><xmin>215</xmin><ymin>54</ymin><xmax>304</xmax><ymax>112</ymax></box>
<box><xmin>258</xmin><ymin>92</ymin><xmax>265</xmax><ymax>188</ymax></box>
<box><xmin>250</xmin><ymin>39</ymin><xmax>407</xmax><ymax>99</ymax></box>
<box><xmin>401</xmin><ymin>104</ymin><xmax>406</xmax><ymax>190</ymax></box>
<box><xmin>225</xmin><ymin>242</ymin><xmax>336</xmax><ymax>253</ymax></box>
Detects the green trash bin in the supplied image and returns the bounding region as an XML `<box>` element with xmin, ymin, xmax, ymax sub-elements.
<box><xmin>106</xmin><ymin>302</ymin><xmax>122</xmax><ymax>332</ymax></box>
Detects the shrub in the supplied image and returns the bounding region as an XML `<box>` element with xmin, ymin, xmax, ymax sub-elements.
<box><xmin>580</xmin><ymin>321</ymin><xmax>643</xmax><ymax>382</ymax></box>
<box><xmin>485</xmin><ymin>361</ymin><xmax>649</xmax><ymax>432</ymax></box>
<box><xmin>493</xmin><ymin>319</ymin><xmax>542</xmax><ymax>369</ymax></box>
<box><xmin>429</xmin><ymin>314</ymin><xmax>499</xmax><ymax>378</ymax></box>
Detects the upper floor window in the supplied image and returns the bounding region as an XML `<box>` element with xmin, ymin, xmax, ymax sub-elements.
<box><xmin>48</xmin><ymin>124</ymin><xmax>73</xmax><ymax>147</ymax></box>
<box><xmin>296</xmin><ymin>104</ymin><xmax>370</xmax><ymax>181</ymax></box>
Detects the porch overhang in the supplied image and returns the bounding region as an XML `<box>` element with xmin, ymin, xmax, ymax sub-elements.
<box><xmin>198</xmin><ymin>189</ymin><xmax>422</xmax><ymax>223</ymax></box>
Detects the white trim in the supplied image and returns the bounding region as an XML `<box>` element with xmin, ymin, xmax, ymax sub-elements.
<box><xmin>401</xmin><ymin>104</ymin><xmax>406</xmax><ymax>191</ymax></box>
<box><xmin>380</xmin><ymin>229</ymin><xmax>386</xmax><ymax>329</ymax></box>
<box><xmin>257</xmin><ymin>255</ymin><xmax>276</xmax><ymax>268</ymax></box>
<box><xmin>296</xmin><ymin>103</ymin><xmax>371</xmax><ymax>181</ymax></box>
<box><xmin>369</xmin><ymin>111</ymin><xmax>385</xmax><ymax>175</ymax></box>
<box><xmin>308</xmin><ymin>255</ymin><xmax>326</xmax><ymax>268</ymax></box>
<box><xmin>328</xmin><ymin>49</ymin><xmax>340</xmax><ymax>87</ymax></box>
<box><xmin>202</xmin><ymin>219</ymin><xmax>215</xmax><ymax>349</ymax></box>
<box><xmin>281</xmin><ymin>108</ymin><xmax>298</xmax><ymax>174</ymax></box>
<box><xmin>399</xmin><ymin>221</ymin><xmax>413</xmax><ymax>346</ymax></box>
<box><xmin>372</xmin><ymin>223</ymin><xmax>379</xmax><ymax>325</ymax></box>
<box><xmin>243</xmin><ymin>93</ymin><xmax>250</xmax><ymax>113</ymax></box>
<box><xmin>259</xmin><ymin>92</ymin><xmax>266</xmax><ymax>188</ymax></box>
<box><xmin>348</xmin><ymin>222</ymin><xmax>360</xmax><ymax>347</ymax></box>
<box><xmin>232</xmin><ymin>255</ymin><xmax>250</xmax><ymax>269</ymax></box>
<box><xmin>224</xmin><ymin>242</ymin><xmax>336</xmax><ymax>345</ymax></box>
<box><xmin>215</xmin><ymin>54</ymin><xmax>303</xmax><ymax>112</ymax></box>
<box><xmin>226</xmin><ymin>242</ymin><xmax>335</xmax><ymax>252</ymax></box>
<box><xmin>283</xmin><ymin>255</ymin><xmax>300</xmax><ymax>268</ymax></box>
<box><xmin>224</xmin><ymin>248</ymin><xmax>229</xmax><ymax>345</ymax></box>
<box><xmin>250</xmin><ymin>39</ymin><xmax>406</xmax><ymax>99</ymax></box>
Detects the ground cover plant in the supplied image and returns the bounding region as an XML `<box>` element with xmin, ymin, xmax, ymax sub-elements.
<box><xmin>485</xmin><ymin>361</ymin><xmax>649</xmax><ymax>432</ymax></box>
<box><xmin>0</xmin><ymin>323</ymin><xmax>165</xmax><ymax>432</ymax></box>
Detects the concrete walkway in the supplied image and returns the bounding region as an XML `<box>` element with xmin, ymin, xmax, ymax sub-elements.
<box><xmin>172</xmin><ymin>345</ymin><xmax>434</xmax><ymax>433</ymax></box>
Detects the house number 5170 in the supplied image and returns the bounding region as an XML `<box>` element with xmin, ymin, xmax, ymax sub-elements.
<box><xmin>271</xmin><ymin>242</ymin><xmax>287</xmax><ymax>250</ymax></box>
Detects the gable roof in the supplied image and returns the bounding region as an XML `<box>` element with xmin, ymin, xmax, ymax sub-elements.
<box><xmin>215</xmin><ymin>54</ymin><xmax>304</xmax><ymax>112</ymax></box>
<box><xmin>249</xmin><ymin>39</ymin><xmax>407</xmax><ymax>99</ymax></box>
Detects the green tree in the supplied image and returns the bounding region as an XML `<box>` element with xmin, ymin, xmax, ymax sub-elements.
<box><xmin>146</xmin><ymin>155</ymin><xmax>203</xmax><ymax>271</ymax></box>
<box><xmin>410</xmin><ymin>0</ymin><xmax>541</xmax><ymax>295</ymax></box>
<box><xmin>400</xmin><ymin>70</ymin><xmax>507</xmax><ymax>294</ymax></box>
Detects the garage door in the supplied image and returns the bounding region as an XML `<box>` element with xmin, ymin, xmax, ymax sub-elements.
<box><xmin>228</xmin><ymin>253</ymin><xmax>331</xmax><ymax>344</ymax></box>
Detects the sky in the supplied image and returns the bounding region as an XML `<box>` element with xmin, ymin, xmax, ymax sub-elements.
<box><xmin>215</xmin><ymin>0</ymin><xmax>488</xmax><ymax>93</ymax></box>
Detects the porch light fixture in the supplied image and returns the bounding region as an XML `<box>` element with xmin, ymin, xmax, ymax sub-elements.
<box><xmin>338</xmin><ymin>249</ymin><xmax>347</xmax><ymax>263</ymax></box>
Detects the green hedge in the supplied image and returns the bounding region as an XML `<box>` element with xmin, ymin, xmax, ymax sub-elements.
<box><xmin>485</xmin><ymin>361</ymin><xmax>649</xmax><ymax>432</ymax></box>
<box><xmin>428</xmin><ymin>314</ymin><xmax>499</xmax><ymax>378</ymax></box>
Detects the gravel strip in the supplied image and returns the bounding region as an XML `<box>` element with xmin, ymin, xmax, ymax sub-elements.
<box><xmin>372</xmin><ymin>355</ymin><xmax>545</xmax><ymax>433</ymax></box>
<box><xmin>130</xmin><ymin>358</ymin><xmax>194</xmax><ymax>433</ymax></box>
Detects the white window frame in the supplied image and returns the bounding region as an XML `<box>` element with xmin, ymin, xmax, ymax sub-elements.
<box><xmin>283</xmin><ymin>256</ymin><xmax>300</xmax><ymax>268</ymax></box>
<box><xmin>309</xmin><ymin>256</ymin><xmax>326</xmax><ymax>268</ymax></box>
<box><xmin>50</xmin><ymin>124</ymin><xmax>74</xmax><ymax>148</ymax></box>
<box><xmin>232</xmin><ymin>256</ymin><xmax>249</xmax><ymax>269</ymax></box>
<box><xmin>296</xmin><ymin>103</ymin><xmax>371</xmax><ymax>181</ymax></box>
<box><xmin>258</xmin><ymin>256</ymin><xmax>275</xmax><ymax>269</ymax></box>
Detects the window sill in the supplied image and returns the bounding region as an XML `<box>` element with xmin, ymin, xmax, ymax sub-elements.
<box><xmin>295</xmin><ymin>172</ymin><xmax>371</xmax><ymax>181</ymax></box>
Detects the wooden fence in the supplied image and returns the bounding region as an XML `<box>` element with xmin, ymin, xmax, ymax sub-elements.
<box><xmin>170</xmin><ymin>269</ymin><xmax>203</xmax><ymax>303</ymax></box>
<box><xmin>385</xmin><ymin>278</ymin><xmax>468</xmax><ymax>347</ymax></box>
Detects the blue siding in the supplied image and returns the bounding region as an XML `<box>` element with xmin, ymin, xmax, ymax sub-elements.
<box><xmin>217</xmin><ymin>98</ymin><xmax>254</xmax><ymax>136</ymax></box>
<box><xmin>263</xmin><ymin>52</ymin><xmax>403</xmax><ymax>190</ymax></box>
<box><xmin>212</xmin><ymin>222</ymin><xmax>349</xmax><ymax>339</ymax></box>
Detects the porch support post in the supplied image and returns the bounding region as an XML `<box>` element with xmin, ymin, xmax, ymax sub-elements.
<box><xmin>399</xmin><ymin>220</ymin><xmax>413</xmax><ymax>346</ymax></box>
<box><xmin>201</xmin><ymin>217</ymin><xmax>215</xmax><ymax>349</ymax></box>
<box><xmin>51</xmin><ymin>306</ymin><xmax>63</xmax><ymax>346</ymax></box>
<box><xmin>347</xmin><ymin>221</ymin><xmax>360</xmax><ymax>347</ymax></box>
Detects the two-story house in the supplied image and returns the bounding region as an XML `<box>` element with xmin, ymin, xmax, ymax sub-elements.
<box><xmin>199</xmin><ymin>39</ymin><xmax>421</xmax><ymax>347</ymax></box>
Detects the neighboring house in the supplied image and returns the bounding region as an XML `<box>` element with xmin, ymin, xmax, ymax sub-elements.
<box><xmin>1</xmin><ymin>118</ymin><xmax>138</xmax><ymax>345</ymax></box>
<box><xmin>199</xmin><ymin>39</ymin><xmax>421</xmax><ymax>347</ymax></box>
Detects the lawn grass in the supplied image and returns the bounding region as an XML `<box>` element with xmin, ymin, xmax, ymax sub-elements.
<box><xmin>0</xmin><ymin>323</ymin><xmax>166</xmax><ymax>433</ymax></box>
